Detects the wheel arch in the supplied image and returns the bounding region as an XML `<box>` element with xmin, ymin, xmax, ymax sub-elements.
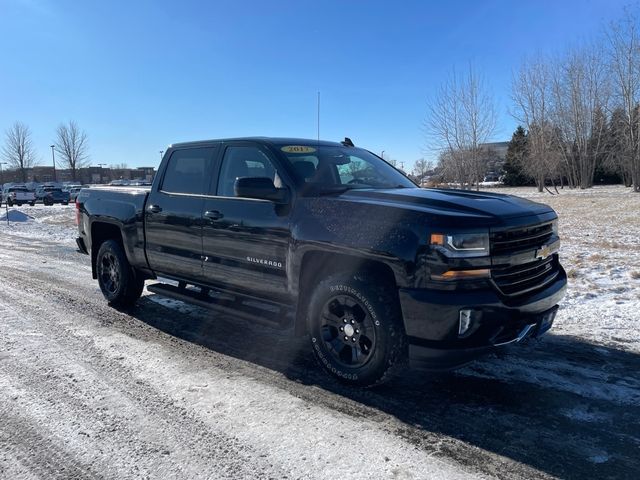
<box><xmin>293</xmin><ymin>250</ymin><xmax>398</xmax><ymax>336</ymax></box>
<box><xmin>90</xmin><ymin>221</ymin><xmax>126</xmax><ymax>279</ymax></box>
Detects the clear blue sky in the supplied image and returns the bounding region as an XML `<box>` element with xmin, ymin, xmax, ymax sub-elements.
<box><xmin>0</xmin><ymin>0</ymin><xmax>631</xmax><ymax>170</ymax></box>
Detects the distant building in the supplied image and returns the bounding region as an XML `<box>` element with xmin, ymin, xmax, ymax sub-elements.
<box><xmin>0</xmin><ymin>165</ymin><xmax>156</xmax><ymax>187</ymax></box>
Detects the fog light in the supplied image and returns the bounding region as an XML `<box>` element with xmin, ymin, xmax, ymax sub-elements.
<box><xmin>459</xmin><ymin>309</ymin><xmax>472</xmax><ymax>336</ymax></box>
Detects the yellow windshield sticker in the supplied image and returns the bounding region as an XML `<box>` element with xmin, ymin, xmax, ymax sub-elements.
<box><xmin>281</xmin><ymin>145</ymin><xmax>316</xmax><ymax>154</ymax></box>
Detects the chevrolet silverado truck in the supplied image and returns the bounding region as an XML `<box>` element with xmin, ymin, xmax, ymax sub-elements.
<box><xmin>76</xmin><ymin>137</ymin><xmax>566</xmax><ymax>386</ymax></box>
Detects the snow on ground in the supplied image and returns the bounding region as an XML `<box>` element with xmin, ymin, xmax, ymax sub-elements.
<box><xmin>0</xmin><ymin>204</ymin><xmax>76</xmax><ymax>246</ymax></box>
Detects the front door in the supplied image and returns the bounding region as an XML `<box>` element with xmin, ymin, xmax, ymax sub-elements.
<box><xmin>145</xmin><ymin>146</ymin><xmax>218</xmax><ymax>280</ymax></box>
<box><xmin>201</xmin><ymin>143</ymin><xmax>292</xmax><ymax>300</ymax></box>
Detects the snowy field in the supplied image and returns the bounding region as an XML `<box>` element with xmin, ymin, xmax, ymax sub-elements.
<box><xmin>0</xmin><ymin>186</ymin><xmax>639</xmax><ymax>479</ymax></box>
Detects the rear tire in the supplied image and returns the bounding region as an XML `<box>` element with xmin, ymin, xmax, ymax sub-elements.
<box><xmin>307</xmin><ymin>271</ymin><xmax>407</xmax><ymax>387</ymax></box>
<box><xmin>7</xmin><ymin>199</ymin><xmax>13</xmax><ymax>206</ymax></box>
<box><xmin>96</xmin><ymin>239</ymin><xmax>145</xmax><ymax>308</ymax></box>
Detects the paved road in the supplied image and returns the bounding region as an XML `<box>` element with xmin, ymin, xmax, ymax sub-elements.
<box><xmin>0</xmin><ymin>231</ymin><xmax>638</xmax><ymax>479</ymax></box>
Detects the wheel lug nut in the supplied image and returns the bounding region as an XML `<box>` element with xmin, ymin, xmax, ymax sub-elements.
<box><xmin>344</xmin><ymin>336</ymin><xmax>348</xmax><ymax>341</ymax></box>
<box><xmin>351</xmin><ymin>320</ymin><xmax>355</xmax><ymax>324</ymax></box>
<box><xmin>339</xmin><ymin>327</ymin><xmax>344</xmax><ymax>331</ymax></box>
<box><xmin>355</xmin><ymin>329</ymin><xmax>360</xmax><ymax>334</ymax></box>
<box><xmin>343</xmin><ymin>319</ymin><xmax>347</xmax><ymax>323</ymax></box>
<box><xmin>351</xmin><ymin>337</ymin><xmax>356</xmax><ymax>342</ymax></box>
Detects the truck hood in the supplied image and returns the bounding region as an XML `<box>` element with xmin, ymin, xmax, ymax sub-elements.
<box><xmin>339</xmin><ymin>187</ymin><xmax>555</xmax><ymax>222</ymax></box>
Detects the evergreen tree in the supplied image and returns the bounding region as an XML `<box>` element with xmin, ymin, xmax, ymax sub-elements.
<box><xmin>502</xmin><ymin>126</ymin><xmax>532</xmax><ymax>186</ymax></box>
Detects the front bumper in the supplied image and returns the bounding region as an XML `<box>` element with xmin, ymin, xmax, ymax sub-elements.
<box><xmin>399</xmin><ymin>265</ymin><xmax>567</xmax><ymax>369</ymax></box>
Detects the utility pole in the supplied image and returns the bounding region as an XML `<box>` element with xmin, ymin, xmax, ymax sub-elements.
<box><xmin>1</xmin><ymin>162</ymin><xmax>8</xmax><ymax>225</ymax></box>
<box><xmin>50</xmin><ymin>145</ymin><xmax>57</xmax><ymax>182</ymax></box>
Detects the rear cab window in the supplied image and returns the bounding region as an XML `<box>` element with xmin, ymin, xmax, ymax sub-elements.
<box><xmin>160</xmin><ymin>147</ymin><xmax>217</xmax><ymax>195</ymax></box>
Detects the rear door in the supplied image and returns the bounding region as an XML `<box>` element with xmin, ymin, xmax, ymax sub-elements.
<box><xmin>201</xmin><ymin>142</ymin><xmax>293</xmax><ymax>300</ymax></box>
<box><xmin>145</xmin><ymin>146</ymin><xmax>219</xmax><ymax>280</ymax></box>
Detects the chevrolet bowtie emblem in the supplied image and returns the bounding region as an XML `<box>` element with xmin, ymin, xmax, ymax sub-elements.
<box><xmin>536</xmin><ymin>242</ymin><xmax>558</xmax><ymax>260</ymax></box>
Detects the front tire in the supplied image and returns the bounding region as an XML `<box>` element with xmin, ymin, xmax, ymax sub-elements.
<box><xmin>307</xmin><ymin>271</ymin><xmax>407</xmax><ymax>387</ymax></box>
<box><xmin>96</xmin><ymin>239</ymin><xmax>145</xmax><ymax>308</ymax></box>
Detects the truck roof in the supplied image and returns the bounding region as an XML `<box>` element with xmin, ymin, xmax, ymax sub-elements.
<box><xmin>169</xmin><ymin>137</ymin><xmax>347</xmax><ymax>149</ymax></box>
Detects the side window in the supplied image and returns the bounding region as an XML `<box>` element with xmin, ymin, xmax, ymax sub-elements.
<box><xmin>217</xmin><ymin>146</ymin><xmax>279</xmax><ymax>197</ymax></box>
<box><xmin>161</xmin><ymin>148</ymin><xmax>214</xmax><ymax>195</ymax></box>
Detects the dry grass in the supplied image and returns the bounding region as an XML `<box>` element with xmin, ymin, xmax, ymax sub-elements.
<box><xmin>567</xmin><ymin>268</ymin><xmax>580</xmax><ymax>279</ymax></box>
<box><xmin>588</xmin><ymin>253</ymin><xmax>606</xmax><ymax>262</ymax></box>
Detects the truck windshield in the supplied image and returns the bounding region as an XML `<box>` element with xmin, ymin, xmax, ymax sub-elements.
<box><xmin>280</xmin><ymin>145</ymin><xmax>415</xmax><ymax>191</ymax></box>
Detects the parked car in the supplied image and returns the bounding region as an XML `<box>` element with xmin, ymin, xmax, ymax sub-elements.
<box><xmin>68</xmin><ymin>187</ymin><xmax>83</xmax><ymax>202</ymax></box>
<box><xmin>76</xmin><ymin>137</ymin><xmax>566</xmax><ymax>387</ymax></box>
<box><xmin>1</xmin><ymin>185</ymin><xmax>36</xmax><ymax>207</ymax></box>
<box><xmin>36</xmin><ymin>185</ymin><xmax>70</xmax><ymax>205</ymax></box>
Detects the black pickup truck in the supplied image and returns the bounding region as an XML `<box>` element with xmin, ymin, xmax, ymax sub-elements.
<box><xmin>76</xmin><ymin>137</ymin><xmax>566</xmax><ymax>386</ymax></box>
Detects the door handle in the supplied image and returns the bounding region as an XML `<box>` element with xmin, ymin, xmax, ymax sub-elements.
<box><xmin>148</xmin><ymin>204</ymin><xmax>162</xmax><ymax>213</ymax></box>
<box><xmin>204</xmin><ymin>210</ymin><xmax>224</xmax><ymax>221</ymax></box>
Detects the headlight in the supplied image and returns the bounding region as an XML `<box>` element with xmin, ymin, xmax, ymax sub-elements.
<box><xmin>430</xmin><ymin>232</ymin><xmax>490</xmax><ymax>258</ymax></box>
<box><xmin>551</xmin><ymin>219</ymin><xmax>559</xmax><ymax>236</ymax></box>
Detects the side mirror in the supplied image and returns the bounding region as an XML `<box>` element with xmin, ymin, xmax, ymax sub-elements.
<box><xmin>234</xmin><ymin>177</ymin><xmax>289</xmax><ymax>203</ymax></box>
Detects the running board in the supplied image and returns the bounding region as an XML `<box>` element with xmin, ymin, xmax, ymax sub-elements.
<box><xmin>146</xmin><ymin>282</ymin><xmax>293</xmax><ymax>328</ymax></box>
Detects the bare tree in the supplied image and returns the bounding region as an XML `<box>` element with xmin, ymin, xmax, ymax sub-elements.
<box><xmin>55</xmin><ymin>121</ymin><xmax>90</xmax><ymax>181</ymax></box>
<box><xmin>550</xmin><ymin>46</ymin><xmax>611</xmax><ymax>189</ymax></box>
<box><xmin>511</xmin><ymin>57</ymin><xmax>561</xmax><ymax>192</ymax></box>
<box><xmin>412</xmin><ymin>158</ymin><xmax>434</xmax><ymax>185</ymax></box>
<box><xmin>605</xmin><ymin>9</ymin><xmax>640</xmax><ymax>191</ymax></box>
<box><xmin>1</xmin><ymin>122</ymin><xmax>38</xmax><ymax>182</ymax></box>
<box><xmin>425</xmin><ymin>64</ymin><xmax>497</xmax><ymax>189</ymax></box>
<box><xmin>604</xmin><ymin>106</ymin><xmax>634</xmax><ymax>186</ymax></box>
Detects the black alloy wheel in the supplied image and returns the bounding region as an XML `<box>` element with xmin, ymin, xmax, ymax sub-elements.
<box><xmin>320</xmin><ymin>294</ymin><xmax>377</xmax><ymax>368</ymax></box>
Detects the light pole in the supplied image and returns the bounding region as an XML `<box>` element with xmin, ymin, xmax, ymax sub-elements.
<box><xmin>381</xmin><ymin>150</ymin><xmax>385</xmax><ymax>160</ymax></box>
<box><xmin>1</xmin><ymin>162</ymin><xmax>8</xmax><ymax>225</ymax></box>
<box><xmin>50</xmin><ymin>145</ymin><xmax>57</xmax><ymax>182</ymax></box>
<box><xmin>159</xmin><ymin>150</ymin><xmax>164</xmax><ymax>161</ymax></box>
